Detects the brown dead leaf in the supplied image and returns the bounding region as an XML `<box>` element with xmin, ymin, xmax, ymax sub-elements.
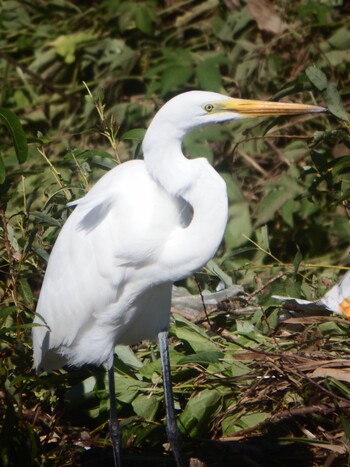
<box><xmin>247</xmin><ymin>0</ymin><xmax>286</xmax><ymax>35</ymax></box>
<box><xmin>310</xmin><ymin>367</ymin><xmax>350</xmax><ymax>383</ymax></box>
<box><xmin>307</xmin><ymin>442</ymin><xmax>347</xmax><ymax>455</ymax></box>
<box><xmin>298</xmin><ymin>359</ymin><xmax>350</xmax><ymax>372</ymax></box>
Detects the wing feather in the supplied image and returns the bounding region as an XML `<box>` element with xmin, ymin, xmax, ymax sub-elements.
<box><xmin>33</xmin><ymin>160</ymin><xmax>187</xmax><ymax>369</ymax></box>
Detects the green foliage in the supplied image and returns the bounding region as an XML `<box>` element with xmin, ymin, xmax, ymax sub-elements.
<box><xmin>0</xmin><ymin>0</ymin><xmax>350</xmax><ymax>465</ymax></box>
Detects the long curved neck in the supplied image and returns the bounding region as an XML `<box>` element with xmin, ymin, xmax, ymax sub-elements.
<box><xmin>143</xmin><ymin>124</ymin><xmax>228</xmax><ymax>280</ymax></box>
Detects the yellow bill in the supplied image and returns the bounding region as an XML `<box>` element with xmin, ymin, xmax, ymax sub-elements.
<box><xmin>219</xmin><ymin>97</ymin><xmax>326</xmax><ymax>117</ymax></box>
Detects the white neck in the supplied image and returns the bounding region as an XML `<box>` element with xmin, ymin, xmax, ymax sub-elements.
<box><xmin>143</xmin><ymin>124</ymin><xmax>228</xmax><ymax>280</ymax></box>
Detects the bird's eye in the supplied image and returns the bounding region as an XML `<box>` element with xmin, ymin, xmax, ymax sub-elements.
<box><xmin>204</xmin><ymin>104</ymin><xmax>214</xmax><ymax>112</ymax></box>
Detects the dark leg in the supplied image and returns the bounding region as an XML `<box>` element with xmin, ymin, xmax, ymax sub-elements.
<box><xmin>108</xmin><ymin>356</ymin><xmax>122</xmax><ymax>467</ymax></box>
<box><xmin>158</xmin><ymin>330</ymin><xmax>187</xmax><ymax>467</ymax></box>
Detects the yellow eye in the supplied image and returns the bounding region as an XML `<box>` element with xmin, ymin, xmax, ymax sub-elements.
<box><xmin>204</xmin><ymin>103</ymin><xmax>214</xmax><ymax>112</ymax></box>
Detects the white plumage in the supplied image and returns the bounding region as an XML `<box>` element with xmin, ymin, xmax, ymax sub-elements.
<box><xmin>32</xmin><ymin>90</ymin><xmax>324</xmax><ymax>467</ymax></box>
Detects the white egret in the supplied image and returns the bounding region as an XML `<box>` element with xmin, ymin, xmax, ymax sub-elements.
<box><xmin>32</xmin><ymin>90</ymin><xmax>324</xmax><ymax>467</ymax></box>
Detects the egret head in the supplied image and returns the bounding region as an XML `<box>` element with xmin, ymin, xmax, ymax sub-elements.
<box><xmin>144</xmin><ymin>90</ymin><xmax>325</xmax><ymax>148</ymax></box>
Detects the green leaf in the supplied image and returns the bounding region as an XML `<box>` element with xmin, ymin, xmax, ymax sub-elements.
<box><xmin>121</xmin><ymin>128</ymin><xmax>146</xmax><ymax>141</ymax></box>
<box><xmin>115</xmin><ymin>345</ymin><xmax>143</xmax><ymax>369</ymax></box>
<box><xmin>196</xmin><ymin>57</ymin><xmax>225</xmax><ymax>92</ymax></box>
<box><xmin>66</xmin><ymin>149</ymin><xmax>114</xmax><ymax>160</ymax></box>
<box><xmin>0</xmin><ymin>306</ymin><xmax>17</xmax><ymax>323</ymax></box>
<box><xmin>19</xmin><ymin>279</ymin><xmax>34</xmax><ymax>308</ymax></box>
<box><xmin>161</xmin><ymin>66</ymin><xmax>194</xmax><ymax>95</ymax></box>
<box><xmin>280</xmin><ymin>198</ymin><xmax>297</xmax><ymax>227</ymax></box>
<box><xmin>254</xmin><ymin>189</ymin><xmax>290</xmax><ymax>226</ymax></box>
<box><xmin>305</xmin><ymin>66</ymin><xmax>328</xmax><ymax>91</ymax></box>
<box><xmin>241</xmin><ymin>411</ymin><xmax>270</xmax><ymax>427</ymax></box>
<box><xmin>51</xmin><ymin>32</ymin><xmax>94</xmax><ymax>64</ymax></box>
<box><xmin>318</xmin><ymin>321</ymin><xmax>343</xmax><ymax>335</ymax></box>
<box><xmin>293</xmin><ymin>246</ymin><xmax>303</xmax><ymax>274</ymax></box>
<box><xmin>172</xmin><ymin>314</ymin><xmax>219</xmax><ymax>352</ymax></box>
<box><xmin>31</xmin><ymin>211</ymin><xmax>62</xmax><ymax>227</ymax></box>
<box><xmin>134</xmin><ymin>4</ymin><xmax>156</xmax><ymax>36</ymax></box>
<box><xmin>0</xmin><ymin>156</ymin><xmax>5</xmax><ymax>184</ymax></box>
<box><xmin>66</xmin><ymin>375</ymin><xmax>98</xmax><ymax>409</ymax></box>
<box><xmin>0</xmin><ymin>107</ymin><xmax>28</xmax><ymax>164</ymax></box>
<box><xmin>179</xmin><ymin>389</ymin><xmax>222</xmax><ymax>437</ymax></box>
<box><xmin>178</xmin><ymin>351</ymin><xmax>223</xmax><ymax>365</ymax></box>
<box><xmin>324</xmin><ymin>83</ymin><xmax>349</xmax><ymax>121</ymax></box>
<box><xmin>132</xmin><ymin>394</ymin><xmax>159</xmax><ymax>420</ymax></box>
<box><xmin>227</xmin><ymin>360</ymin><xmax>251</xmax><ymax>377</ymax></box>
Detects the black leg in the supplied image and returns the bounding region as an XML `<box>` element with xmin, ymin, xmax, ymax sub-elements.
<box><xmin>158</xmin><ymin>330</ymin><xmax>187</xmax><ymax>467</ymax></box>
<box><xmin>108</xmin><ymin>357</ymin><xmax>122</xmax><ymax>467</ymax></box>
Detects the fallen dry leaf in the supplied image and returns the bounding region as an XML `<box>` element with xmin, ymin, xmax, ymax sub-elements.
<box><xmin>310</xmin><ymin>367</ymin><xmax>350</xmax><ymax>383</ymax></box>
<box><xmin>247</xmin><ymin>0</ymin><xmax>286</xmax><ymax>35</ymax></box>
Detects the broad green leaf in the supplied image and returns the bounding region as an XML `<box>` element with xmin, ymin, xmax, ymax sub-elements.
<box><xmin>65</xmin><ymin>375</ymin><xmax>98</xmax><ymax>408</ymax></box>
<box><xmin>305</xmin><ymin>66</ymin><xmax>328</xmax><ymax>91</ymax></box>
<box><xmin>132</xmin><ymin>394</ymin><xmax>159</xmax><ymax>420</ymax></box>
<box><xmin>115</xmin><ymin>345</ymin><xmax>143</xmax><ymax>369</ymax></box>
<box><xmin>225</xmin><ymin>201</ymin><xmax>252</xmax><ymax>249</ymax></box>
<box><xmin>318</xmin><ymin>321</ymin><xmax>344</xmax><ymax>335</ymax></box>
<box><xmin>113</xmin><ymin>375</ymin><xmax>149</xmax><ymax>404</ymax></box>
<box><xmin>324</xmin><ymin>50</ymin><xmax>350</xmax><ymax>67</ymax></box>
<box><xmin>178</xmin><ymin>350</ymin><xmax>223</xmax><ymax>365</ymax></box>
<box><xmin>0</xmin><ymin>107</ymin><xmax>28</xmax><ymax>164</ymax></box>
<box><xmin>179</xmin><ymin>389</ymin><xmax>222</xmax><ymax>437</ymax></box>
<box><xmin>51</xmin><ymin>32</ymin><xmax>95</xmax><ymax>63</ymax></box>
<box><xmin>236</xmin><ymin>320</ymin><xmax>255</xmax><ymax>334</ymax></box>
<box><xmin>172</xmin><ymin>314</ymin><xmax>219</xmax><ymax>352</ymax></box>
<box><xmin>325</xmin><ymin>83</ymin><xmax>349</xmax><ymax>121</ymax></box>
<box><xmin>241</xmin><ymin>411</ymin><xmax>270</xmax><ymax>429</ymax></box>
<box><xmin>280</xmin><ymin>198</ymin><xmax>297</xmax><ymax>227</ymax></box>
<box><xmin>227</xmin><ymin>360</ymin><xmax>251</xmax><ymax>377</ymax></box>
<box><xmin>134</xmin><ymin>4</ymin><xmax>155</xmax><ymax>36</ymax></box>
<box><xmin>161</xmin><ymin>66</ymin><xmax>194</xmax><ymax>95</ymax></box>
<box><xmin>222</xmin><ymin>411</ymin><xmax>269</xmax><ymax>435</ymax></box>
<box><xmin>328</xmin><ymin>27</ymin><xmax>350</xmax><ymax>50</ymax></box>
<box><xmin>196</xmin><ymin>59</ymin><xmax>223</xmax><ymax>92</ymax></box>
<box><xmin>254</xmin><ymin>174</ymin><xmax>303</xmax><ymax>226</ymax></box>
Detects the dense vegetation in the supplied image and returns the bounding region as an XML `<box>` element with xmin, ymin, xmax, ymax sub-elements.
<box><xmin>0</xmin><ymin>1</ymin><xmax>349</xmax><ymax>466</ymax></box>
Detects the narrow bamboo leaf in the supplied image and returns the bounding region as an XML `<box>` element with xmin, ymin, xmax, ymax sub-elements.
<box><xmin>19</xmin><ymin>279</ymin><xmax>34</xmax><ymax>308</ymax></box>
<box><xmin>293</xmin><ymin>246</ymin><xmax>303</xmax><ymax>274</ymax></box>
<box><xmin>31</xmin><ymin>211</ymin><xmax>62</xmax><ymax>227</ymax></box>
<box><xmin>0</xmin><ymin>107</ymin><xmax>28</xmax><ymax>163</ymax></box>
<box><xmin>0</xmin><ymin>156</ymin><xmax>5</xmax><ymax>184</ymax></box>
<box><xmin>66</xmin><ymin>149</ymin><xmax>114</xmax><ymax>159</ymax></box>
<box><xmin>0</xmin><ymin>306</ymin><xmax>17</xmax><ymax>321</ymax></box>
<box><xmin>121</xmin><ymin>128</ymin><xmax>146</xmax><ymax>141</ymax></box>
